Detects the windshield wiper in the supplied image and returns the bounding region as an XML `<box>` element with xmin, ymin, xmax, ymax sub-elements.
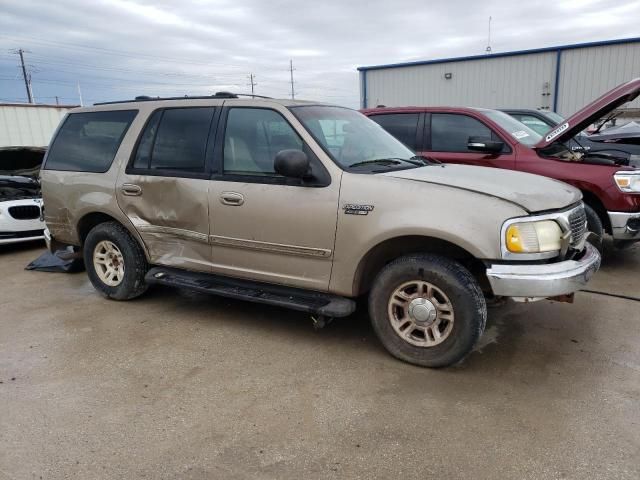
<box><xmin>348</xmin><ymin>157</ymin><xmax>423</xmax><ymax>169</ymax></box>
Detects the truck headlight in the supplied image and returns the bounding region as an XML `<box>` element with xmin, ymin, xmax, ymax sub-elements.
<box><xmin>614</xmin><ymin>172</ymin><xmax>640</xmax><ymax>193</ymax></box>
<box><xmin>505</xmin><ymin>220</ymin><xmax>562</xmax><ymax>254</ymax></box>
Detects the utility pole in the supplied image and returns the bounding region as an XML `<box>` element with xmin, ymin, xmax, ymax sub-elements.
<box><xmin>289</xmin><ymin>59</ymin><xmax>295</xmax><ymax>100</ymax></box>
<box><xmin>55</xmin><ymin>96</ymin><xmax>60</xmax><ymax>105</ymax></box>
<box><xmin>485</xmin><ymin>16</ymin><xmax>492</xmax><ymax>54</ymax></box>
<box><xmin>77</xmin><ymin>82</ymin><xmax>84</xmax><ymax>107</ymax></box>
<box><xmin>247</xmin><ymin>73</ymin><xmax>257</xmax><ymax>95</ymax></box>
<box><xmin>17</xmin><ymin>49</ymin><xmax>34</xmax><ymax>103</ymax></box>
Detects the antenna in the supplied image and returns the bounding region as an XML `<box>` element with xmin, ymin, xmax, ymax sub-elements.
<box><xmin>485</xmin><ymin>16</ymin><xmax>492</xmax><ymax>54</ymax></box>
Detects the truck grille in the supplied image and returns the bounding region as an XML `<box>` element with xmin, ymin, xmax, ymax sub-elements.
<box><xmin>569</xmin><ymin>206</ymin><xmax>587</xmax><ymax>246</ymax></box>
<box><xmin>8</xmin><ymin>205</ymin><xmax>41</xmax><ymax>220</ymax></box>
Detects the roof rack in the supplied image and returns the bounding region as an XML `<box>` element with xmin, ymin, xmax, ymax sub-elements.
<box><xmin>94</xmin><ymin>92</ymin><xmax>273</xmax><ymax>106</ymax></box>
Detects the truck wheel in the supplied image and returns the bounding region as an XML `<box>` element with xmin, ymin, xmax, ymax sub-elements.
<box><xmin>368</xmin><ymin>254</ymin><xmax>487</xmax><ymax>368</ymax></box>
<box><xmin>584</xmin><ymin>204</ymin><xmax>604</xmax><ymax>253</ymax></box>
<box><xmin>83</xmin><ymin>221</ymin><xmax>149</xmax><ymax>300</ymax></box>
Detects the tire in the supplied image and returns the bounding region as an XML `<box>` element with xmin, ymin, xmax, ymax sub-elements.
<box><xmin>83</xmin><ymin>221</ymin><xmax>149</xmax><ymax>300</ymax></box>
<box><xmin>368</xmin><ymin>254</ymin><xmax>487</xmax><ymax>368</ymax></box>
<box><xmin>584</xmin><ymin>204</ymin><xmax>604</xmax><ymax>253</ymax></box>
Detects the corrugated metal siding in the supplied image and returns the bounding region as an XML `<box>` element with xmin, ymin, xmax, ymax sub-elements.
<box><xmin>362</xmin><ymin>40</ymin><xmax>640</xmax><ymax>116</ymax></box>
<box><xmin>364</xmin><ymin>52</ymin><xmax>556</xmax><ymax>110</ymax></box>
<box><xmin>556</xmin><ymin>43</ymin><xmax>640</xmax><ymax>115</ymax></box>
<box><xmin>0</xmin><ymin>105</ymin><xmax>71</xmax><ymax>147</ymax></box>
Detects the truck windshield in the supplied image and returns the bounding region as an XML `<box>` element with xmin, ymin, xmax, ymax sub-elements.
<box><xmin>483</xmin><ymin>110</ymin><xmax>543</xmax><ymax>147</ymax></box>
<box><xmin>291</xmin><ymin>105</ymin><xmax>420</xmax><ymax>171</ymax></box>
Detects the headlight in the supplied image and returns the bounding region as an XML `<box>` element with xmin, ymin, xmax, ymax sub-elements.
<box><xmin>505</xmin><ymin>220</ymin><xmax>562</xmax><ymax>254</ymax></box>
<box><xmin>614</xmin><ymin>172</ymin><xmax>640</xmax><ymax>193</ymax></box>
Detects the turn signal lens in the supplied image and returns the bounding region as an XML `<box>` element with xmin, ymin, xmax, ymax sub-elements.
<box><xmin>505</xmin><ymin>221</ymin><xmax>562</xmax><ymax>253</ymax></box>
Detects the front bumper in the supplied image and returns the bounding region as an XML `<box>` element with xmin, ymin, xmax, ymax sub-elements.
<box><xmin>608</xmin><ymin>211</ymin><xmax>640</xmax><ymax>240</ymax></box>
<box><xmin>0</xmin><ymin>198</ymin><xmax>45</xmax><ymax>245</ymax></box>
<box><xmin>486</xmin><ymin>243</ymin><xmax>601</xmax><ymax>300</ymax></box>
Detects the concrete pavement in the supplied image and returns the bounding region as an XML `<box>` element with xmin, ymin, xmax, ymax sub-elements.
<box><xmin>1</xmin><ymin>240</ymin><xmax>638</xmax><ymax>479</ymax></box>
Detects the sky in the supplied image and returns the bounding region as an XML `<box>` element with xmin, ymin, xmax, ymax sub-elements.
<box><xmin>1</xmin><ymin>0</ymin><xmax>639</xmax><ymax>108</ymax></box>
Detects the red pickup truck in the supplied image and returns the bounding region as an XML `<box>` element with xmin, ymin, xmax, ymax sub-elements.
<box><xmin>362</xmin><ymin>79</ymin><xmax>640</xmax><ymax>249</ymax></box>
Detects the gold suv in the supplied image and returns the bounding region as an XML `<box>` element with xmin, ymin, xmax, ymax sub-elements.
<box><xmin>40</xmin><ymin>93</ymin><xmax>600</xmax><ymax>367</ymax></box>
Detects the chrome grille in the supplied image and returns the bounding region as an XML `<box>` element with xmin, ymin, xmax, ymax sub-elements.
<box><xmin>569</xmin><ymin>206</ymin><xmax>587</xmax><ymax>247</ymax></box>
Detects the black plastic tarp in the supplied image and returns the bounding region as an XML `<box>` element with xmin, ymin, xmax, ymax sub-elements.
<box><xmin>25</xmin><ymin>248</ymin><xmax>84</xmax><ymax>273</ymax></box>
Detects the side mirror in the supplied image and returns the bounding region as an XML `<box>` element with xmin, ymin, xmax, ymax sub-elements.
<box><xmin>467</xmin><ymin>136</ymin><xmax>504</xmax><ymax>154</ymax></box>
<box><xmin>274</xmin><ymin>149</ymin><xmax>310</xmax><ymax>178</ymax></box>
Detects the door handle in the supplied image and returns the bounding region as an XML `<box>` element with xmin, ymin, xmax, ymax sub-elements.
<box><xmin>121</xmin><ymin>183</ymin><xmax>142</xmax><ymax>196</ymax></box>
<box><xmin>220</xmin><ymin>191</ymin><xmax>244</xmax><ymax>206</ymax></box>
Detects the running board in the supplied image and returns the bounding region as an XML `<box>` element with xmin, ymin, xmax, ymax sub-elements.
<box><xmin>145</xmin><ymin>267</ymin><xmax>356</xmax><ymax>318</ymax></box>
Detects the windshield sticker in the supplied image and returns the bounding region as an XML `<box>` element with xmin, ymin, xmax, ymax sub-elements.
<box><xmin>512</xmin><ymin>130</ymin><xmax>530</xmax><ymax>139</ymax></box>
<box><xmin>545</xmin><ymin>122</ymin><xmax>569</xmax><ymax>142</ymax></box>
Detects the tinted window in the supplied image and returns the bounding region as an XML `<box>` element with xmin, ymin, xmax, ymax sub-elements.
<box><xmin>224</xmin><ymin>108</ymin><xmax>303</xmax><ymax>175</ymax></box>
<box><xmin>369</xmin><ymin>113</ymin><xmax>419</xmax><ymax>150</ymax></box>
<box><xmin>133</xmin><ymin>110</ymin><xmax>162</xmax><ymax>169</ymax></box>
<box><xmin>431</xmin><ymin>114</ymin><xmax>493</xmax><ymax>152</ymax></box>
<box><xmin>45</xmin><ymin>110</ymin><xmax>137</xmax><ymax>172</ymax></box>
<box><xmin>148</xmin><ymin>108</ymin><xmax>214</xmax><ymax>172</ymax></box>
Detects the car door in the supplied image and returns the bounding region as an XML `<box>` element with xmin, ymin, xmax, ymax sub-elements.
<box><xmin>208</xmin><ymin>105</ymin><xmax>340</xmax><ymax>291</ymax></box>
<box><xmin>367</xmin><ymin>112</ymin><xmax>423</xmax><ymax>152</ymax></box>
<box><xmin>116</xmin><ymin>105</ymin><xmax>218</xmax><ymax>272</ymax></box>
<box><xmin>425</xmin><ymin>113</ymin><xmax>516</xmax><ymax>168</ymax></box>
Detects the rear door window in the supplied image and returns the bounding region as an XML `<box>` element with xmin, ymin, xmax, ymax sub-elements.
<box><xmin>45</xmin><ymin>110</ymin><xmax>137</xmax><ymax>172</ymax></box>
<box><xmin>431</xmin><ymin>113</ymin><xmax>496</xmax><ymax>152</ymax></box>
<box><xmin>131</xmin><ymin>107</ymin><xmax>215</xmax><ymax>175</ymax></box>
<box><xmin>369</xmin><ymin>113</ymin><xmax>420</xmax><ymax>150</ymax></box>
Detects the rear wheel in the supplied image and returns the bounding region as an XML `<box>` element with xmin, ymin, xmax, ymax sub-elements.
<box><xmin>368</xmin><ymin>254</ymin><xmax>487</xmax><ymax>368</ymax></box>
<box><xmin>83</xmin><ymin>222</ymin><xmax>149</xmax><ymax>300</ymax></box>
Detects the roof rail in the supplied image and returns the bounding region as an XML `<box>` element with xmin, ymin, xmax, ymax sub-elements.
<box><xmin>94</xmin><ymin>91</ymin><xmax>273</xmax><ymax>106</ymax></box>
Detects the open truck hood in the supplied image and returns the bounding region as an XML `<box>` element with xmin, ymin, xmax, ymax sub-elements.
<box><xmin>384</xmin><ymin>164</ymin><xmax>581</xmax><ymax>213</ymax></box>
<box><xmin>535</xmin><ymin>78</ymin><xmax>640</xmax><ymax>149</ymax></box>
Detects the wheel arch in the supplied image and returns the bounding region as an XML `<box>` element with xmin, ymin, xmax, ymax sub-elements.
<box><xmin>352</xmin><ymin>235</ymin><xmax>487</xmax><ymax>297</ymax></box>
<box><xmin>76</xmin><ymin>211</ymin><xmax>150</xmax><ymax>260</ymax></box>
<box><xmin>580</xmin><ymin>190</ymin><xmax>611</xmax><ymax>234</ymax></box>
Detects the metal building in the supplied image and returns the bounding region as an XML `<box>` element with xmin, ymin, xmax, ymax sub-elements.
<box><xmin>0</xmin><ymin>103</ymin><xmax>76</xmax><ymax>147</ymax></box>
<box><xmin>358</xmin><ymin>37</ymin><xmax>640</xmax><ymax>116</ymax></box>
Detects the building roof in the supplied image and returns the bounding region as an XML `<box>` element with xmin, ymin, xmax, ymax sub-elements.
<box><xmin>357</xmin><ymin>36</ymin><xmax>640</xmax><ymax>72</ymax></box>
<box><xmin>0</xmin><ymin>102</ymin><xmax>79</xmax><ymax>109</ymax></box>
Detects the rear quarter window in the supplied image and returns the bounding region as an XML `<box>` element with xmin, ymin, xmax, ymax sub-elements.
<box><xmin>44</xmin><ymin>110</ymin><xmax>137</xmax><ymax>172</ymax></box>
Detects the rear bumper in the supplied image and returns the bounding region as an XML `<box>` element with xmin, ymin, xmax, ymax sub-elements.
<box><xmin>608</xmin><ymin>211</ymin><xmax>640</xmax><ymax>240</ymax></box>
<box><xmin>486</xmin><ymin>243</ymin><xmax>601</xmax><ymax>300</ymax></box>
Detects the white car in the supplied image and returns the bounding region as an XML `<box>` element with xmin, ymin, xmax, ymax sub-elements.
<box><xmin>0</xmin><ymin>147</ymin><xmax>46</xmax><ymax>245</ymax></box>
<box><xmin>0</xmin><ymin>197</ymin><xmax>45</xmax><ymax>245</ymax></box>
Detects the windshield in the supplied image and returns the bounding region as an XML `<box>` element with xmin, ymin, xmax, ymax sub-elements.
<box><xmin>483</xmin><ymin>110</ymin><xmax>543</xmax><ymax>147</ymax></box>
<box><xmin>290</xmin><ymin>105</ymin><xmax>419</xmax><ymax>171</ymax></box>
<box><xmin>541</xmin><ymin>111</ymin><xmax>565</xmax><ymax>124</ymax></box>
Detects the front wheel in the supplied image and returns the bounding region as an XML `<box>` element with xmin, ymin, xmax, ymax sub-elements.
<box><xmin>83</xmin><ymin>221</ymin><xmax>149</xmax><ymax>300</ymax></box>
<box><xmin>368</xmin><ymin>254</ymin><xmax>487</xmax><ymax>368</ymax></box>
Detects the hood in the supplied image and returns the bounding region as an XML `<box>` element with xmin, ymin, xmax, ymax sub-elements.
<box><xmin>0</xmin><ymin>147</ymin><xmax>45</xmax><ymax>200</ymax></box>
<box><xmin>383</xmin><ymin>164</ymin><xmax>581</xmax><ymax>213</ymax></box>
<box><xmin>535</xmin><ymin>78</ymin><xmax>640</xmax><ymax>149</ymax></box>
<box><xmin>588</xmin><ymin>121</ymin><xmax>640</xmax><ymax>145</ymax></box>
